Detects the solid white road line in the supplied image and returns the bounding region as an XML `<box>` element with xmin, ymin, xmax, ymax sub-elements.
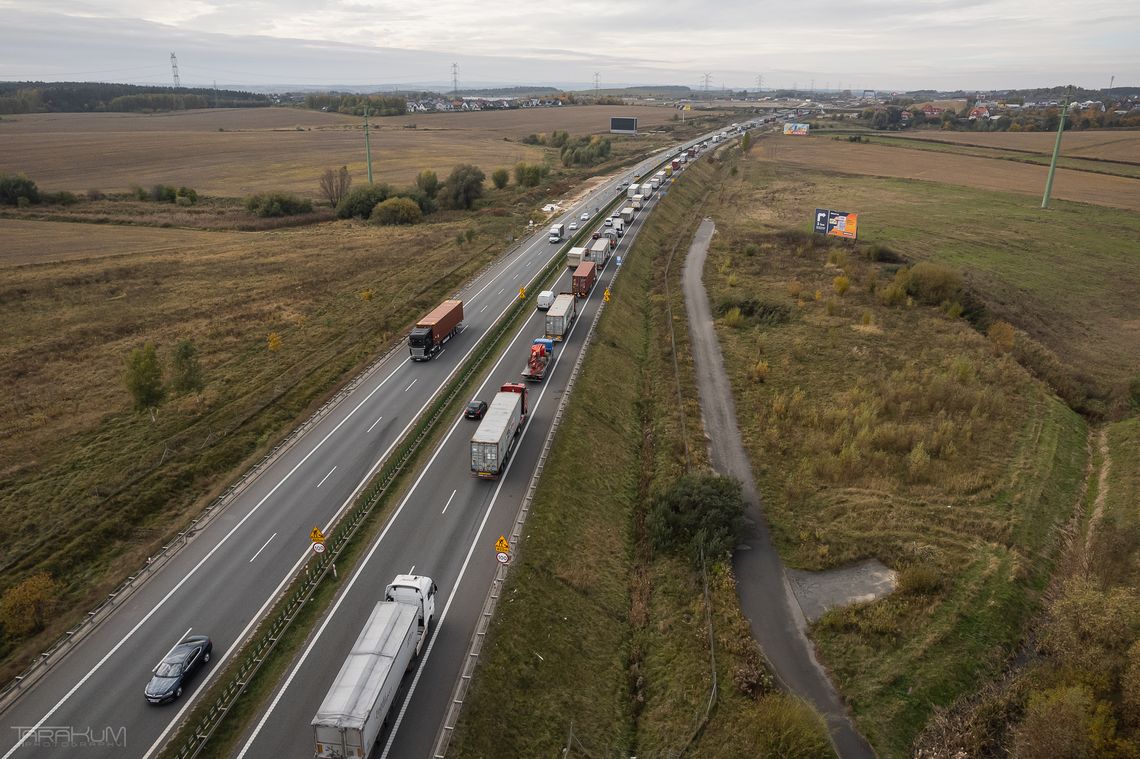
<box><xmin>367</xmin><ymin>415</ymin><xmax>384</xmax><ymax>433</ymax></box>
<box><xmin>2</xmin><ymin>356</ymin><xmax>416</xmax><ymax>759</ymax></box>
<box><xmin>441</xmin><ymin>489</ymin><xmax>457</xmax><ymax>515</ymax></box>
<box><xmin>405</xmin><ymin>378</ymin><xmax>417</xmax><ymax>392</ymax></box>
<box><xmin>249</xmin><ymin>534</ymin><xmax>277</xmax><ymax>563</ymax></box>
<box><xmin>316</xmin><ymin>466</ymin><xmax>337</xmax><ymax>488</ymax></box>
<box><xmin>236</xmin><ymin>271</ymin><xmax>569</xmax><ymax>758</ymax></box>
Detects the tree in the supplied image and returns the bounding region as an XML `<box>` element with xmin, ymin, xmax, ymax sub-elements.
<box><xmin>370</xmin><ymin>197</ymin><xmax>423</xmax><ymax>225</ymax></box>
<box><xmin>0</xmin><ymin>173</ymin><xmax>40</xmax><ymax>205</ymax></box>
<box><xmin>170</xmin><ymin>339</ymin><xmax>203</xmax><ymax>393</ymax></box>
<box><xmin>491</xmin><ymin>168</ymin><xmax>509</xmax><ymax>189</ymax></box>
<box><xmin>336</xmin><ymin>183</ymin><xmax>392</xmax><ymax>219</ymax></box>
<box><xmin>741</xmin><ymin>131</ymin><xmax>752</xmax><ymax>153</ymax></box>
<box><xmin>0</xmin><ymin>573</ymin><xmax>58</xmax><ymax>636</ymax></box>
<box><xmin>245</xmin><ymin>192</ymin><xmax>313</xmax><ymax>217</ymax></box>
<box><xmin>414</xmin><ymin>169</ymin><xmax>439</xmax><ymax>199</ymax></box>
<box><xmin>125</xmin><ymin>342</ymin><xmax>164</xmax><ymax>410</ymax></box>
<box><xmin>319</xmin><ymin>166</ymin><xmax>352</xmax><ymax>206</ymax></box>
<box><xmin>438</xmin><ymin>164</ymin><xmax>485</xmax><ymax>210</ymax></box>
<box><xmin>647</xmin><ymin>474</ymin><xmax>745</xmax><ymax>568</ymax></box>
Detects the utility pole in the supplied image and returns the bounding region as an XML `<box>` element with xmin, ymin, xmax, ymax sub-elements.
<box><xmin>170</xmin><ymin>53</ymin><xmax>181</xmax><ymax>88</ymax></box>
<box><xmin>756</xmin><ymin>74</ymin><xmax>762</xmax><ymax>93</ymax></box>
<box><xmin>451</xmin><ymin>62</ymin><xmax>459</xmax><ymax>98</ymax></box>
<box><xmin>702</xmin><ymin>72</ymin><xmax>712</xmax><ymax>98</ymax></box>
<box><xmin>1041</xmin><ymin>87</ymin><xmax>1073</xmax><ymax>209</ymax></box>
<box><xmin>593</xmin><ymin>72</ymin><xmax>600</xmax><ymax>97</ymax></box>
<box><xmin>363</xmin><ymin>104</ymin><xmax>374</xmax><ymax>184</ymax></box>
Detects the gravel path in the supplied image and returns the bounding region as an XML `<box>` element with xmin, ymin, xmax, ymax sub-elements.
<box><xmin>681</xmin><ymin>217</ymin><xmax>875</xmax><ymax>759</ymax></box>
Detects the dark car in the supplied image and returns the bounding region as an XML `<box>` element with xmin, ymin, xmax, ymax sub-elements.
<box><xmin>465</xmin><ymin>400</ymin><xmax>488</xmax><ymax>420</ymax></box>
<box><xmin>145</xmin><ymin>635</ymin><xmax>212</xmax><ymax>704</ymax></box>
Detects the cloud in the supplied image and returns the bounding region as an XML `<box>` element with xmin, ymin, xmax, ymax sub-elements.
<box><xmin>0</xmin><ymin>0</ymin><xmax>1136</xmax><ymax>90</ymax></box>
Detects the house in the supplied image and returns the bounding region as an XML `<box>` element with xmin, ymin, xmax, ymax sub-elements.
<box><xmin>922</xmin><ymin>104</ymin><xmax>943</xmax><ymax>117</ymax></box>
<box><xmin>968</xmin><ymin>106</ymin><xmax>990</xmax><ymax>120</ymax></box>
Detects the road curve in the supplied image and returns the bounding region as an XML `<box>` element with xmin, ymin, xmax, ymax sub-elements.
<box><xmin>681</xmin><ymin>218</ymin><xmax>876</xmax><ymax>759</ymax></box>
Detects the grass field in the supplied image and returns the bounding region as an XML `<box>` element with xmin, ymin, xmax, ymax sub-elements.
<box><xmin>0</xmin><ymin>105</ymin><xmax>684</xmax><ymax>196</ymax></box>
<box><xmin>451</xmin><ymin>158</ymin><xmax>832</xmax><ymax>757</ymax></box>
<box><xmin>900</xmin><ymin>129</ymin><xmax>1140</xmax><ymax>163</ymax></box>
<box><xmin>857</xmin><ymin>134</ymin><xmax>1140</xmax><ymax>180</ymax></box>
<box><xmin>754</xmin><ymin>133</ymin><xmax>1140</xmax><ymax>211</ymax></box>
<box><xmin>687</xmin><ymin>144</ymin><xmax>1140</xmax><ymax>753</ymax></box>
<box><xmin>742</xmin><ymin>147</ymin><xmax>1140</xmax><ymax>415</ymax></box>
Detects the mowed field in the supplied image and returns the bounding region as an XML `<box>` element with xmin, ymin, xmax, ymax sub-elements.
<box><xmin>756</xmin><ymin>133</ymin><xmax>1140</xmax><ymax>210</ymax></box>
<box><xmin>900</xmin><ymin>129</ymin><xmax>1140</xmax><ymax>162</ymax></box>
<box><xmin>0</xmin><ymin>105</ymin><xmax>676</xmax><ymax>196</ymax></box>
<box><xmin>0</xmin><ymin>218</ymin><xmax>245</xmax><ymax>266</ymax></box>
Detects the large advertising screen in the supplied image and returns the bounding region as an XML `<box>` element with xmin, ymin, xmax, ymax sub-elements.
<box><xmin>610</xmin><ymin>117</ymin><xmax>638</xmax><ymax>134</ymax></box>
<box><xmin>782</xmin><ymin>122</ymin><xmax>810</xmax><ymax>136</ymax></box>
<box><xmin>814</xmin><ymin>208</ymin><xmax>859</xmax><ymax>239</ymax></box>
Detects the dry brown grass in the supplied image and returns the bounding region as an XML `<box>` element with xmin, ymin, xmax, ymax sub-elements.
<box><xmin>755</xmin><ymin>134</ymin><xmax>1140</xmax><ymax>210</ymax></box>
<box><xmin>901</xmin><ymin>130</ymin><xmax>1140</xmax><ymax>163</ymax></box>
<box><xmin>0</xmin><ymin>218</ymin><xmax>243</xmax><ymax>266</ymax></box>
<box><xmin>0</xmin><ymin>105</ymin><xmax>682</xmax><ymax>197</ymax></box>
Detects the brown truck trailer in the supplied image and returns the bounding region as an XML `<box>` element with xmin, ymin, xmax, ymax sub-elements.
<box><xmin>572</xmin><ymin>261</ymin><xmax>596</xmax><ymax>298</ymax></box>
<box><xmin>408</xmin><ymin>299</ymin><xmax>464</xmax><ymax>360</ymax></box>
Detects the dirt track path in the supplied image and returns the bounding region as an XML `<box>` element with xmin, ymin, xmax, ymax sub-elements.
<box><xmin>681</xmin><ymin>218</ymin><xmax>875</xmax><ymax>758</ymax></box>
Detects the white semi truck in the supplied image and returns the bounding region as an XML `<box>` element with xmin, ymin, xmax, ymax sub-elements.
<box><xmin>544</xmin><ymin>292</ymin><xmax>577</xmax><ymax>342</ymax></box>
<box><xmin>312</xmin><ymin>575</ymin><xmax>437</xmax><ymax>759</ymax></box>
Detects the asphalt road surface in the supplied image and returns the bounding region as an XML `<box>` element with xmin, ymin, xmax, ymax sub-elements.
<box><xmin>682</xmin><ymin>218</ymin><xmax>875</xmax><ymax>759</ymax></box>
<box><xmin>0</xmin><ymin>136</ymin><xmax>705</xmax><ymax>759</ymax></box>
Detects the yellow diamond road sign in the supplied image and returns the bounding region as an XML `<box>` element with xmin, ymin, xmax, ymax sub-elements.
<box><xmin>495</xmin><ymin>535</ymin><xmax>510</xmax><ymax>553</ymax></box>
<box><xmin>310</xmin><ymin>527</ymin><xmax>326</xmax><ymax>544</ymax></box>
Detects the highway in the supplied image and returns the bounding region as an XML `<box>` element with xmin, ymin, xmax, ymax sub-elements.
<box><xmin>233</xmin><ymin>167</ymin><xmax>669</xmax><ymax>759</ymax></box>
<box><xmin>0</xmin><ymin>135</ymin><xmax>695</xmax><ymax>758</ymax></box>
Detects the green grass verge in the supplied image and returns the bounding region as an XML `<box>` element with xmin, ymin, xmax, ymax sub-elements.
<box><xmin>450</xmin><ymin>155</ymin><xmax>832</xmax><ymax>757</ymax></box>
<box><xmin>699</xmin><ymin>149</ymin><xmax>1102</xmax><ymax>755</ymax></box>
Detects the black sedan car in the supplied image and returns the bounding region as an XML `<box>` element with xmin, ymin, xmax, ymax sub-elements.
<box><xmin>145</xmin><ymin>635</ymin><xmax>212</xmax><ymax>704</ymax></box>
<box><xmin>465</xmin><ymin>399</ymin><xmax>488</xmax><ymax>420</ymax></box>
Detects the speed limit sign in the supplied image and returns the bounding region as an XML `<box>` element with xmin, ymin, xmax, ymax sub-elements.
<box><xmin>312</xmin><ymin>542</ymin><xmax>326</xmax><ymax>554</ymax></box>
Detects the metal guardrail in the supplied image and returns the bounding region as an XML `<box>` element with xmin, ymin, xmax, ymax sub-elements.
<box><xmin>165</xmin><ymin>243</ymin><xmax>573</xmax><ymax>759</ymax></box>
<box><xmin>0</xmin><ymin>333</ymin><xmax>412</xmax><ymax>714</ymax></box>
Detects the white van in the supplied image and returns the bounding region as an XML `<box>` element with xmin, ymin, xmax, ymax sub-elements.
<box><xmin>536</xmin><ymin>290</ymin><xmax>556</xmax><ymax>311</ymax></box>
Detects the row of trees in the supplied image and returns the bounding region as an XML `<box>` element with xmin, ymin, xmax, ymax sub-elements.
<box><xmin>862</xmin><ymin>104</ymin><xmax>1140</xmax><ymax>132</ymax></box>
<box><xmin>330</xmin><ymin>164</ymin><xmax>487</xmax><ymax>225</ymax></box>
<box><xmin>124</xmin><ymin>341</ymin><xmax>203</xmax><ymax>410</ymax></box>
<box><xmin>302</xmin><ymin>93</ymin><xmax>406</xmax><ymax>116</ymax></box>
<box><xmin>0</xmin><ymin>81</ymin><xmax>269</xmax><ymax>114</ymax></box>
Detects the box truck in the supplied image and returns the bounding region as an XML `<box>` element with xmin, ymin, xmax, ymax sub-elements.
<box><xmin>627</xmin><ymin>183</ymin><xmax>641</xmax><ymax>199</ymax></box>
<box><xmin>408</xmin><ymin>300</ymin><xmax>463</xmax><ymax>360</ymax></box>
<box><xmin>544</xmin><ymin>293</ymin><xmax>577</xmax><ymax>341</ymax></box>
<box><xmin>631</xmin><ymin>194</ymin><xmax>644</xmax><ymax>210</ymax></box>
<box><xmin>621</xmin><ymin>207</ymin><xmax>635</xmax><ymax>224</ymax></box>
<box><xmin>548</xmin><ymin>222</ymin><xmax>565</xmax><ymax>243</ymax></box>
<box><xmin>470</xmin><ymin>384</ymin><xmax>528</xmax><ymax>478</ymax></box>
<box><xmin>589</xmin><ymin>237</ymin><xmax>611</xmax><ymax>268</ymax></box>
<box><xmin>312</xmin><ymin>575</ymin><xmax>437</xmax><ymax>759</ymax></box>
<box><xmin>566</xmin><ymin>245</ymin><xmax>588</xmax><ymax>270</ymax></box>
<box><xmin>572</xmin><ymin>261</ymin><xmax>597</xmax><ymax>298</ymax></box>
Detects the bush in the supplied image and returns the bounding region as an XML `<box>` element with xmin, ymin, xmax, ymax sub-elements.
<box><xmin>749</xmin><ymin>360</ymin><xmax>770</xmax><ymax>383</ymax></box>
<box><xmin>246</xmin><ymin>191</ymin><xmax>313</xmax><ymax>218</ymax></box>
<box><xmin>336</xmin><ymin>183</ymin><xmax>392</xmax><ymax>219</ymax></box>
<box><xmin>648</xmin><ymin>474</ymin><xmax>745</xmax><ymax>568</ymax></box>
<box><xmin>722</xmin><ymin>306</ymin><xmax>744</xmax><ymax>328</ymax></box>
<box><xmin>86</xmin><ymin>188</ymin><xmax>105</xmax><ymax>201</ymax></box>
<box><xmin>0</xmin><ymin>573</ymin><xmax>58</xmax><ymax>636</ymax></box>
<box><xmin>1011</xmin><ymin>685</ymin><xmax>1129</xmax><ymax>759</ymax></box>
<box><xmin>513</xmin><ymin>162</ymin><xmax>549</xmax><ymax>188</ymax></box>
<box><xmin>0</xmin><ymin>173</ymin><xmax>40</xmax><ymax>205</ymax></box>
<box><xmin>177</xmin><ymin>186</ymin><xmax>198</xmax><ymax>203</ymax></box>
<box><xmin>491</xmin><ymin>168</ymin><xmax>509</xmax><ymax>189</ymax></box>
<box><xmin>987</xmin><ymin>321</ymin><xmax>1015</xmax><ymax>354</ymax></box>
<box><xmin>907</xmin><ymin>261</ymin><xmax>963</xmax><ymax>305</ymax></box>
<box><xmin>833</xmin><ymin>275</ymin><xmax>850</xmax><ymax>296</ymax></box>
<box><xmin>170</xmin><ymin>339</ymin><xmax>203</xmax><ymax>393</ymax></box>
<box><xmin>124</xmin><ymin>342</ymin><xmax>164</xmax><ymax>410</ymax></box>
<box><xmin>150</xmin><ymin>184</ymin><xmax>177</xmax><ymax>202</ymax></box>
<box><xmin>370</xmin><ymin>197</ymin><xmax>422</xmax><ymax>225</ymax></box>
<box><xmin>755</xmin><ymin>694</ymin><xmax>833</xmax><ymax>758</ymax></box>
<box><xmin>392</xmin><ymin>187</ymin><xmax>437</xmax><ymax>215</ymax></box>
<box><xmin>898</xmin><ymin>562</ymin><xmax>943</xmax><ymax>594</ymax></box>
<box><xmin>43</xmin><ymin>190</ymin><xmax>80</xmax><ymax>206</ymax></box>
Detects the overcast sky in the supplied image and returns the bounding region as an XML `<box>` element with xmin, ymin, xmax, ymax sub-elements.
<box><xmin>0</xmin><ymin>1</ymin><xmax>1135</xmax><ymax>92</ymax></box>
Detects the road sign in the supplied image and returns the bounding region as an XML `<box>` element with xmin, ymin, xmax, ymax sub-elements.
<box><xmin>495</xmin><ymin>535</ymin><xmax>510</xmax><ymax>553</ymax></box>
<box><xmin>518</xmin><ymin>286</ymin><xmax>526</xmax><ymax>300</ymax></box>
<box><xmin>616</xmin><ymin>256</ymin><xmax>622</xmax><ymax>267</ymax></box>
<box><xmin>310</xmin><ymin>526</ymin><xmax>326</xmax><ymax>544</ymax></box>
<box><xmin>312</xmin><ymin>542</ymin><xmax>326</xmax><ymax>554</ymax></box>
<box><xmin>603</xmin><ymin>288</ymin><xmax>611</xmax><ymax>302</ymax></box>
<box><xmin>496</xmin><ymin>551</ymin><xmax>511</xmax><ymax>564</ymax></box>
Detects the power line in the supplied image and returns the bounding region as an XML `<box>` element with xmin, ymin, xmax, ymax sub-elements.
<box><xmin>170</xmin><ymin>52</ymin><xmax>181</xmax><ymax>88</ymax></box>
<box><xmin>593</xmin><ymin>72</ymin><xmax>599</xmax><ymax>95</ymax></box>
<box><xmin>702</xmin><ymin>72</ymin><xmax>712</xmax><ymax>97</ymax></box>
<box><xmin>451</xmin><ymin>62</ymin><xmax>458</xmax><ymax>97</ymax></box>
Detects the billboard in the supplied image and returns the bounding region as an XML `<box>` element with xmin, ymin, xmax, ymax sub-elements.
<box><xmin>813</xmin><ymin>208</ymin><xmax>859</xmax><ymax>240</ymax></box>
<box><xmin>783</xmin><ymin>122</ymin><xmax>810</xmax><ymax>136</ymax></box>
<box><xmin>610</xmin><ymin>117</ymin><xmax>638</xmax><ymax>134</ymax></box>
